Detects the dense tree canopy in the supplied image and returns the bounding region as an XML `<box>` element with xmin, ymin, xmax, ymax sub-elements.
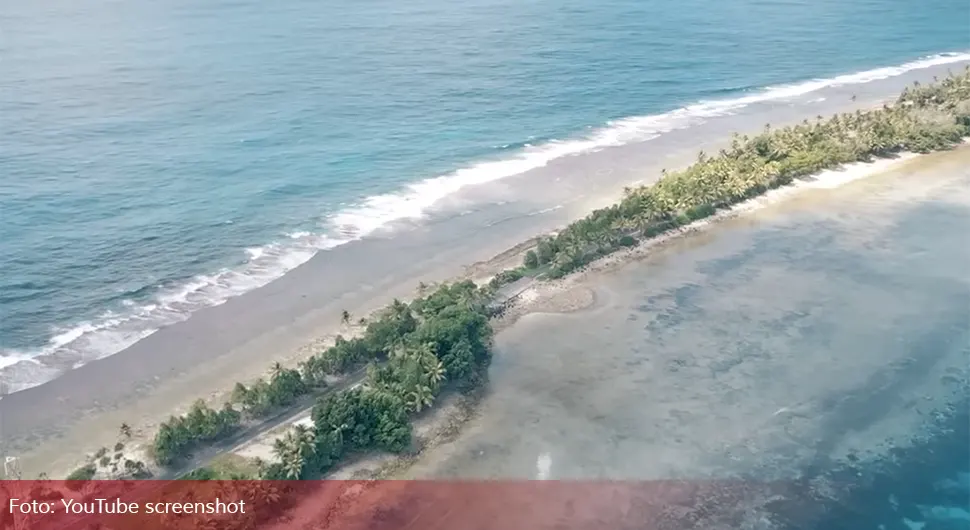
<box><xmin>152</xmin><ymin>280</ymin><xmax>493</xmax><ymax>470</ymax></box>
<box><xmin>153</xmin><ymin>400</ymin><xmax>241</xmax><ymax>466</ymax></box>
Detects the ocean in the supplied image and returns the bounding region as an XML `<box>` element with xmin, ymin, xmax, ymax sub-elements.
<box><xmin>1</xmin><ymin>0</ymin><xmax>969</xmax><ymax>394</ymax></box>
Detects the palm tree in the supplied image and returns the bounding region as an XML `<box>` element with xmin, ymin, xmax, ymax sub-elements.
<box><xmin>408</xmin><ymin>385</ymin><xmax>434</xmax><ymax>413</ymax></box>
<box><xmin>273</xmin><ymin>425</ymin><xmax>316</xmax><ymax>479</ymax></box>
<box><xmin>270</xmin><ymin>362</ymin><xmax>284</xmax><ymax>380</ymax></box>
<box><xmin>119</xmin><ymin>423</ymin><xmax>132</xmax><ymax>439</ymax></box>
<box><xmin>293</xmin><ymin>424</ymin><xmax>316</xmax><ymax>455</ymax></box>
<box><xmin>390</xmin><ymin>298</ymin><xmax>409</xmax><ymax>319</ymax></box>
<box><xmin>340</xmin><ymin>310</ymin><xmax>351</xmax><ymax>325</ymax></box>
<box><xmin>252</xmin><ymin>457</ymin><xmax>267</xmax><ymax>476</ymax></box>
<box><xmin>425</xmin><ymin>359</ymin><xmax>446</xmax><ymax>386</ymax></box>
<box><xmin>282</xmin><ymin>455</ymin><xmax>303</xmax><ymax>479</ymax></box>
<box><xmin>273</xmin><ymin>435</ymin><xmax>304</xmax><ymax>480</ymax></box>
<box><xmin>298</xmin><ymin>360</ymin><xmax>315</xmax><ymax>386</ymax></box>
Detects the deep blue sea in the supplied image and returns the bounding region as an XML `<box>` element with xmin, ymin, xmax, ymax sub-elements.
<box><xmin>1</xmin><ymin>0</ymin><xmax>968</xmax><ymax>385</ymax></box>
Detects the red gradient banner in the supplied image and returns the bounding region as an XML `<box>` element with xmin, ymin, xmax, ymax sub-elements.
<box><xmin>0</xmin><ymin>479</ymin><xmax>798</xmax><ymax>529</ymax></box>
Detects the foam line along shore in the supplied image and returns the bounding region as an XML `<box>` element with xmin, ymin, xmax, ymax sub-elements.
<box><xmin>2</xmin><ymin>63</ymin><xmax>968</xmax><ymax>480</ymax></box>
<box><xmin>2</xmin><ymin>53</ymin><xmax>968</xmax><ymax>395</ymax></box>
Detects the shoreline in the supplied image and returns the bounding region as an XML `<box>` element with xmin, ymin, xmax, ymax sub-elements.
<box><xmin>7</xmin><ymin>53</ymin><xmax>969</xmax><ymax>395</ymax></box>
<box><xmin>3</xmin><ymin>67</ymin><xmax>967</xmax><ymax>479</ymax></box>
<box><xmin>257</xmin><ymin>143</ymin><xmax>970</xmax><ymax>528</ymax></box>
<box><xmin>307</xmin><ymin>145</ymin><xmax>966</xmax><ymax>483</ymax></box>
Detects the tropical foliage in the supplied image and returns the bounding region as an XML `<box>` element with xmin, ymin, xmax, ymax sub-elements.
<box><xmin>65</xmin><ymin>464</ymin><xmax>96</xmax><ymax>481</ymax></box>
<box><xmin>522</xmin><ymin>69</ymin><xmax>970</xmax><ymax>277</ymax></box>
<box><xmin>229</xmin><ymin>362</ymin><xmax>307</xmax><ymax>416</ymax></box>
<box><xmin>144</xmin><ymin>71</ymin><xmax>968</xmax><ymax>477</ymax></box>
<box><xmin>153</xmin><ymin>400</ymin><xmax>242</xmax><ymax>466</ymax></box>
<box><xmin>259</xmin><ymin>281</ymin><xmax>494</xmax><ymax>479</ymax></box>
<box><xmin>151</xmin><ymin>279</ymin><xmax>493</xmax><ymax>476</ymax></box>
<box><xmin>488</xmin><ymin>268</ymin><xmax>525</xmax><ymax>289</ymax></box>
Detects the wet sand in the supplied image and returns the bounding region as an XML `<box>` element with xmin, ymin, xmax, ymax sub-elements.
<box><xmin>1</xmin><ymin>61</ymin><xmax>966</xmax><ymax>478</ymax></box>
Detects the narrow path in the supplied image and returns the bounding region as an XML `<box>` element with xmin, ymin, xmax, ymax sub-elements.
<box><xmin>158</xmin><ymin>367</ymin><xmax>368</xmax><ymax>479</ymax></box>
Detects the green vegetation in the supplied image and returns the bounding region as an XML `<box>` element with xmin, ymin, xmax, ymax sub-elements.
<box><xmin>65</xmin><ymin>464</ymin><xmax>96</xmax><ymax>481</ymax></box>
<box><xmin>150</xmin><ymin>279</ymin><xmax>492</xmax><ymax>476</ymax></box>
<box><xmin>487</xmin><ymin>268</ymin><xmax>525</xmax><ymax>289</ymax></box>
<box><xmin>129</xmin><ymin>70</ymin><xmax>967</xmax><ymax>480</ymax></box>
<box><xmin>261</xmin><ymin>280</ymin><xmax>493</xmax><ymax>479</ymax></box>
<box><xmin>521</xmin><ymin>70</ymin><xmax>970</xmax><ymax>277</ymax></box>
<box><xmin>230</xmin><ymin>362</ymin><xmax>309</xmax><ymax>416</ymax></box>
<box><xmin>177</xmin><ymin>454</ymin><xmax>259</xmax><ymax>480</ymax></box>
<box><xmin>178</xmin><ymin>467</ymin><xmax>219</xmax><ymax>480</ymax></box>
<box><xmin>153</xmin><ymin>400</ymin><xmax>242</xmax><ymax>466</ymax></box>
<box><xmin>153</xmin><ymin>294</ymin><xmax>414</xmax><ymax>465</ymax></box>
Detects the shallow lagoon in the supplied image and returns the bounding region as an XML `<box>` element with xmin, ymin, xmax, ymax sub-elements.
<box><xmin>410</xmin><ymin>149</ymin><xmax>970</xmax><ymax>528</ymax></box>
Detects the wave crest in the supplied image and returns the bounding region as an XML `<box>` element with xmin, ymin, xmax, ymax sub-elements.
<box><xmin>2</xmin><ymin>51</ymin><xmax>968</xmax><ymax>393</ymax></box>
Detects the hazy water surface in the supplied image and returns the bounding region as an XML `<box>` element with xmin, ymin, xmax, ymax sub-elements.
<box><xmin>3</xmin><ymin>0</ymin><xmax>969</xmax><ymax>391</ymax></box>
<box><xmin>413</xmin><ymin>152</ymin><xmax>970</xmax><ymax>528</ymax></box>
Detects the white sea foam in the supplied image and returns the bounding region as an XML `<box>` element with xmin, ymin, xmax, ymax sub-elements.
<box><xmin>529</xmin><ymin>205</ymin><xmax>564</xmax><ymax>216</ymax></box>
<box><xmin>330</xmin><ymin>52</ymin><xmax>970</xmax><ymax>240</ymax></box>
<box><xmin>2</xmin><ymin>52</ymin><xmax>968</xmax><ymax>393</ymax></box>
<box><xmin>0</xmin><ymin>352</ymin><xmax>38</xmax><ymax>371</ymax></box>
<box><xmin>244</xmin><ymin>247</ymin><xmax>265</xmax><ymax>260</ymax></box>
<box><xmin>0</xmin><ymin>232</ymin><xmax>350</xmax><ymax>392</ymax></box>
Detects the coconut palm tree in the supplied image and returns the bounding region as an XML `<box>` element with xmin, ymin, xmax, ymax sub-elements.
<box><xmin>407</xmin><ymin>385</ymin><xmax>435</xmax><ymax>413</ymax></box>
<box><xmin>282</xmin><ymin>455</ymin><xmax>303</xmax><ymax>479</ymax></box>
<box><xmin>273</xmin><ymin>433</ymin><xmax>305</xmax><ymax>479</ymax></box>
<box><xmin>270</xmin><ymin>362</ymin><xmax>285</xmax><ymax>380</ymax></box>
<box><xmin>119</xmin><ymin>423</ymin><xmax>132</xmax><ymax>439</ymax></box>
<box><xmin>272</xmin><ymin>434</ymin><xmax>292</xmax><ymax>458</ymax></box>
<box><xmin>293</xmin><ymin>424</ymin><xmax>316</xmax><ymax>455</ymax></box>
<box><xmin>297</xmin><ymin>360</ymin><xmax>315</xmax><ymax>387</ymax></box>
<box><xmin>340</xmin><ymin>310</ymin><xmax>351</xmax><ymax>325</ymax></box>
<box><xmin>425</xmin><ymin>359</ymin><xmax>446</xmax><ymax>386</ymax></box>
<box><xmin>252</xmin><ymin>457</ymin><xmax>267</xmax><ymax>476</ymax></box>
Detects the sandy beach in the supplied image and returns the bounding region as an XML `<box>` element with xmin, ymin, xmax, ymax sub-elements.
<box><xmin>312</xmin><ymin>144</ymin><xmax>969</xmax><ymax>480</ymax></box>
<box><xmin>1</xmin><ymin>61</ymin><xmax>967</xmax><ymax>479</ymax></box>
<box><xmin>257</xmin><ymin>141</ymin><xmax>970</xmax><ymax>529</ymax></box>
<box><xmin>422</xmin><ymin>146</ymin><xmax>970</xmax><ymax>479</ymax></box>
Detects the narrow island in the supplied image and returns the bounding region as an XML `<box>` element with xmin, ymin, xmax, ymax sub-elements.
<box><xmin>46</xmin><ymin>69</ymin><xmax>967</xmax><ymax>506</ymax></box>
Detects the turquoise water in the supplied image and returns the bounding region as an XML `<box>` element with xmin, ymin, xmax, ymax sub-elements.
<box><xmin>1</xmin><ymin>0</ymin><xmax>968</xmax><ymax>381</ymax></box>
